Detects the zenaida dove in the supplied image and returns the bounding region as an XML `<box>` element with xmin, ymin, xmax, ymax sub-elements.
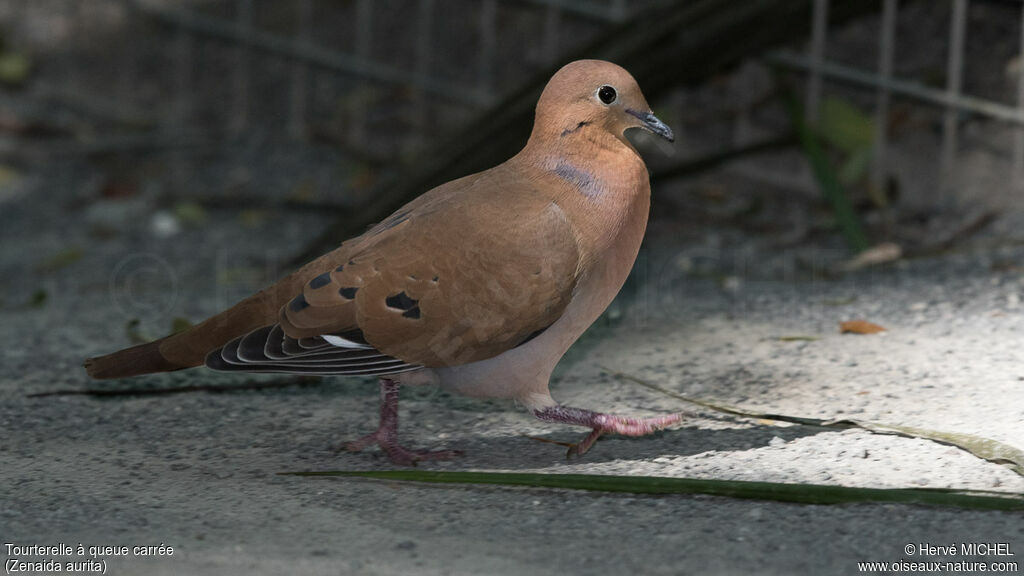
<box><xmin>85</xmin><ymin>59</ymin><xmax>680</xmax><ymax>464</ymax></box>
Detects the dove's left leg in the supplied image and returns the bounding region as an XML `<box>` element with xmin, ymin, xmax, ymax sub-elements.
<box><xmin>533</xmin><ymin>405</ymin><xmax>681</xmax><ymax>457</ymax></box>
<box><xmin>343</xmin><ymin>378</ymin><xmax>461</xmax><ymax>466</ymax></box>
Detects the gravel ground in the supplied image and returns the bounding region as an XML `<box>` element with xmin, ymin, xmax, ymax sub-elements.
<box><xmin>2</xmin><ymin>147</ymin><xmax>1023</xmax><ymax>576</ymax></box>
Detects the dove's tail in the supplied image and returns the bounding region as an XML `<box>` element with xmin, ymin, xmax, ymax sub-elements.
<box><xmin>83</xmin><ymin>255</ymin><xmax>337</xmax><ymax>379</ymax></box>
<box><xmin>84</xmin><ymin>284</ymin><xmax>291</xmax><ymax>379</ymax></box>
<box><xmin>84</xmin><ymin>337</ymin><xmax>188</xmax><ymax>379</ymax></box>
<box><xmin>83</xmin><ymin>289</ymin><xmax>286</xmax><ymax>379</ymax></box>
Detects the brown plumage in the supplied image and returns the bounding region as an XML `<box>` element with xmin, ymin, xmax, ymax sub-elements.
<box><xmin>85</xmin><ymin>60</ymin><xmax>681</xmax><ymax>464</ymax></box>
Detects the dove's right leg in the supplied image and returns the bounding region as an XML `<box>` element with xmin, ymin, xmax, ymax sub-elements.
<box><xmin>342</xmin><ymin>378</ymin><xmax>461</xmax><ymax>466</ymax></box>
<box><xmin>533</xmin><ymin>405</ymin><xmax>681</xmax><ymax>458</ymax></box>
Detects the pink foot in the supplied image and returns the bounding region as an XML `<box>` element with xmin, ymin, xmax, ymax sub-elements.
<box><xmin>534</xmin><ymin>406</ymin><xmax>682</xmax><ymax>458</ymax></box>
<box><xmin>340</xmin><ymin>378</ymin><xmax>461</xmax><ymax>466</ymax></box>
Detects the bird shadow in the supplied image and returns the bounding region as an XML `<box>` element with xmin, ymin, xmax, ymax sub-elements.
<box><xmin>290</xmin><ymin>419</ymin><xmax>831</xmax><ymax>474</ymax></box>
<box><xmin>451</xmin><ymin>424</ymin><xmax>829</xmax><ymax>471</ymax></box>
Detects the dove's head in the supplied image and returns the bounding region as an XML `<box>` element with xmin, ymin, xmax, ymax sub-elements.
<box><xmin>531</xmin><ymin>59</ymin><xmax>674</xmax><ymax>146</ymax></box>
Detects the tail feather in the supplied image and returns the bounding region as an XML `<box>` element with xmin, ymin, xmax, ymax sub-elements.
<box><xmin>82</xmin><ymin>248</ymin><xmax>352</xmax><ymax>380</ymax></box>
<box><xmin>83</xmin><ymin>293</ymin><xmax>279</xmax><ymax>379</ymax></box>
<box><xmin>83</xmin><ymin>338</ymin><xmax>187</xmax><ymax>379</ymax></box>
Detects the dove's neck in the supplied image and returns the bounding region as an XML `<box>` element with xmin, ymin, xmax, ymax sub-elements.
<box><xmin>516</xmin><ymin>127</ymin><xmax>651</xmax><ymax>264</ymax></box>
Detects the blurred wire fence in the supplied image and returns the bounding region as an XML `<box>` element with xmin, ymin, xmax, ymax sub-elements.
<box><xmin>770</xmin><ymin>0</ymin><xmax>1024</xmax><ymax>201</ymax></box>
<box><xmin>1</xmin><ymin>0</ymin><xmax>646</xmax><ymax>156</ymax></box>
<box><xmin>2</xmin><ymin>0</ymin><xmax>1024</xmax><ymax>205</ymax></box>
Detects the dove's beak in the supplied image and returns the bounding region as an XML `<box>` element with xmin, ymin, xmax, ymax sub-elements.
<box><xmin>626</xmin><ymin>109</ymin><xmax>675</xmax><ymax>142</ymax></box>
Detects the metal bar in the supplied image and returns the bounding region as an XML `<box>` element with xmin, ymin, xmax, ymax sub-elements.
<box><xmin>132</xmin><ymin>1</ymin><xmax>485</xmax><ymax>107</ymax></box>
<box><xmin>1015</xmin><ymin>1</ymin><xmax>1024</xmax><ymax>182</ymax></box>
<box><xmin>872</xmin><ymin>0</ymin><xmax>898</xmax><ymax>192</ymax></box>
<box><xmin>20</xmin><ymin>132</ymin><xmax>219</xmax><ymax>157</ymax></box>
<box><xmin>25</xmin><ymin>87</ymin><xmax>154</xmax><ymax>129</ymax></box>
<box><xmin>477</xmin><ymin>0</ymin><xmax>497</xmax><ymax>98</ymax></box>
<box><xmin>289</xmin><ymin>0</ymin><xmax>312</xmax><ymax>140</ymax></box>
<box><xmin>609</xmin><ymin>0</ymin><xmax>627</xmax><ymax>22</ymax></box>
<box><xmin>506</xmin><ymin>0</ymin><xmax>623</xmax><ymax>22</ymax></box>
<box><xmin>173</xmin><ymin>24</ymin><xmax>193</xmax><ymax>127</ymax></box>
<box><xmin>806</xmin><ymin>0</ymin><xmax>829</xmax><ymax>122</ymax></box>
<box><xmin>671</xmin><ymin>87</ymin><xmax>688</xmax><ymax>154</ymax></box>
<box><xmin>118</xmin><ymin>0</ymin><xmax>139</xmax><ymax>114</ymax></box>
<box><xmin>6</xmin><ymin>0</ymin><xmax>27</xmax><ymax>45</ymax></box>
<box><xmin>733</xmin><ymin>68</ymin><xmax>754</xmax><ymax>147</ymax></box>
<box><xmin>542</xmin><ymin>4</ymin><xmax>562</xmax><ymax>65</ymax></box>
<box><xmin>171</xmin><ymin>22</ymin><xmax>194</xmax><ymax>192</ymax></box>
<box><xmin>412</xmin><ymin>0</ymin><xmax>434</xmax><ymax>149</ymax></box>
<box><xmin>231</xmin><ymin>0</ymin><xmax>253</xmax><ymax>137</ymax></box>
<box><xmin>68</xmin><ymin>0</ymin><xmax>86</xmax><ymax>95</ymax></box>
<box><xmin>941</xmin><ymin>0</ymin><xmax>968</xmax><ymax>203</ymax></box>
<box><xmin>349</xmin><ymin>0</ymin><xmax>372</xmax><ymax>144</ymax></box>
<box><xmin>767</xmin><ymin>52</ymin><xmax>1024</xmax><ymax>126</ymax></box>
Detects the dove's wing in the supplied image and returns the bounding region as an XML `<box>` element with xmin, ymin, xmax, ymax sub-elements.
<box><xmin>206</xmin><ymin>166</ymin><xmax>581</xmax><ymax>374</ymax></box>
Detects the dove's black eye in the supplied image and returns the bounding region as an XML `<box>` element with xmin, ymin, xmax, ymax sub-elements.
<box><xmin>597</xmin><ymin>85</ymin><xmax>617</xmax><ymax>105</ymax></box>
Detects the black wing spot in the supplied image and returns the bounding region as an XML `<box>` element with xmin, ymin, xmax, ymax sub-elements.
<box><xmin>402</xmin><ymin>306</ymin><xmax>421</xmax><ymax>319</ymax></box>
<box><xmin>309</xmin><ymin>272</ymin><xmax>332</xmax><ymax>289</ymax></box>
<box><xmin>431</xmin><ymin>276</ymin><xmax>439</xmax><ymax>283</ymax></box>
<box><xmin>339</xmin><ymin>287</ymin><xmax>359</xmax><ymax>300</ymax></box>
<box><xmin>335</xmin><ymin>264</ymin><xmax>345</xmax><ymax>272</ymax></box>
<box><xmin>289</xmin><ymin>294</ymin><xmax>310</xmax><ymax>312</ymax></box>
<box><xmin>386</xmin><ymin>291</ymin><xmax>418</xmax><ymax>311</ymax></box>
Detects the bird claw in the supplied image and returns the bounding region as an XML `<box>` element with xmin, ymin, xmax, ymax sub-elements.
<box><xmin>542</xmin><ymin>410</ymin><xmax>683</xmax><ymax>459</ymax></box>
<box><xmin>565</xmin><ymin>428</ymin><xmax>605</xmax><ymax>459</ymax></box>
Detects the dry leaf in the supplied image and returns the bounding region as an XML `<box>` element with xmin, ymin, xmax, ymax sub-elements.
<box><xmin>37</xmin><ymin>247</ymin><xmax>82</xmax><ymax>273</ymax></box>
<box><xmin>100</xmin><ymin>178</ymin><xmax>139</xmax><ymax>199</ymax></box>
<box><xmin>838</xmin><ymin>242</ymin><xmax>902</xmax><ymax>272</ymax></box>
<box><xmin>840</xmin><ymin>320</ymin><xmax>886</xmax><ymax>335</ymax></box>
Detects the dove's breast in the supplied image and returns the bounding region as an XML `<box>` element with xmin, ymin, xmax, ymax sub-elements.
<box><xmin>429</xmin><ymin>158</ymin><xmax>651</xmax><ymax>409</ymax></box>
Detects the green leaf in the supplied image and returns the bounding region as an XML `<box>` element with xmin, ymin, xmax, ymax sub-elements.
<box><xmin>173</xmin><ymin>201</ymin><xmax>208</xmax><ymax>226</ymax></box>
<box><xmin>281</xmin><ymin>470</ymin><xmax>1024</xmax><ymax>511</ymax></box>
<box><xmin>817</xmin><ymin>96</ymin><xmax>875</xmax><ymax>153</ymax></box>
<box><xmin>603</xmin><ymin>367</ymin><xmax>1024</xmax><ymax>478</ymax></box>
<box><xmin>778</xmin><ymin>81</ymin><xmax>869</xmax><ymax>252</ymax></box>
<box><xmin>0</xmin><ymin>50</ymin><xmax>32</xmax><ymax>86</ymax></box>
<box><xmin>838</xmin><ymin>146</ymin><xmax>873</xmax><ymax>188</ymax></box>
